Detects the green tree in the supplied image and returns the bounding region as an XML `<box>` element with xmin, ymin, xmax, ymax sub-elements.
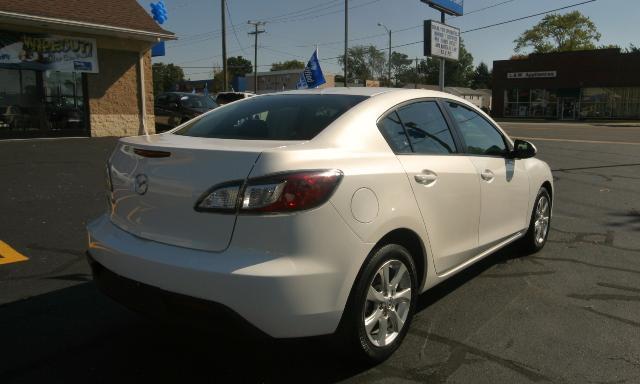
<box><xmin>227</xmin><ymin>56</ymin><xmax>253</xmax><ymax>77</ymax></box>
<box><xmin>270</xmin><ymin>60</ymin><xmax>305</xmax><ymax>71</ymax></box>
<box><xmin>390</xmin><ymin>51</ymin><xmax>412</xmax><ymax>86</ymax></box>
<box><xmin>514</xmin><ymin>11</ymin><xmax>601</xmax><ymax>54</ymax></box>
<box><xmin>423</xmin><ymin>41</ymin><xmax>475</xmax><ymax>87</ymax></box>
<box><xmin>626</xmin><ymin>43</ymin><xmax>640</xmax><ymax>53</ymax></box>
<box><xmin>471</xmin><ymin>62</ymin><xmax>492</xmax><ymax>89</ymax></box>
<box><xmin>338</xmin><ymin>45</ymin><xmax>387</xmax><ymax>84</ymax></box>
<box><xmin>152</xmin><ymin>63</ymin><xmax>185</xmax><ymax>95</ymax></box>
<box><xmin>365</xmin><ymin>45</ymin><xmax>386</xmax><ymax>81</ymax></box>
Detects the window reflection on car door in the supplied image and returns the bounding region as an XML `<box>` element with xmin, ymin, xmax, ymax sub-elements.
<box><xmin>445</xmin><ymin>102</ymin><xmax>530</xmax><ymax>248</ymax></box>
<box><xmin>379</xmin><ymin>101</ymin><xmax>481</xmax><ymax>274</ymax></box>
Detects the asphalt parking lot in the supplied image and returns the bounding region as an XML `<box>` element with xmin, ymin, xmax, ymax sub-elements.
<box><xmin>1</xmin><ymin>122</ymin><xmax>639</xmax><ymax>383</ymax></box>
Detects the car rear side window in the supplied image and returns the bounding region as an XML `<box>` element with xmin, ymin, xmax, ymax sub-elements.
<box><xmin>175</xmin><ymin>94</ymin><xmax>367</xmax><ymax>140</ymax></box>
<box><xmin>378</xmin><ymin>111</ymin><xmax>412</xmax><ymax>153</ymax></box>
<box><xmin>395</xmin><ymin>101</ymin><xmax>457</xmax><ymax>154</ymax></box>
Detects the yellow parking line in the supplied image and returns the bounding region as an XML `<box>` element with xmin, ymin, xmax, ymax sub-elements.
<box><xmin>517</xmin><ymin>137</ymin><xmax>640</xmax><ymax>146</ymax></box>
<box><xmin>0</xmin><ymin>241</ymin><xmax>29</xmax><ymax>265</ymax></box>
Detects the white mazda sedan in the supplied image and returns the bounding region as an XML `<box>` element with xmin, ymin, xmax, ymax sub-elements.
<box><xmin>87</xmin><ymin>88</ymin><xmax>552</xmax><ymax>362</ymax></box>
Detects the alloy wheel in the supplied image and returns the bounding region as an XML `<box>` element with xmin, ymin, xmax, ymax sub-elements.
<box><xmin>534</xmin><ymin>195</ymin><xmax>550</xmax><ymax>245</ymax></box>
<box><xmin>363</xmin><ymin>259</ymin><xmax>412</xmax><ymax>347</ymax></box>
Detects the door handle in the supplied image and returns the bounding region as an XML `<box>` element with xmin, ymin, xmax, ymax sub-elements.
<box><xmin>480</xmin><ymin>169</ymin><xmax>495</xmax><ymax>182</ymax></box>
<box><xmin>415</xmin><ymin>170</ymin><xmax>438</xmax><ymax>186</ymax></box>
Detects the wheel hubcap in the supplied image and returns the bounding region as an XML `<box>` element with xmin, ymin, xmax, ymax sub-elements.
<box><xmin>534</xmin><ymin>196</ymin><xmax>550</xmax><ymax>245</ymax></box>
<box><xmin>363</xmin><ymin>259</ymin><xmax>412</xmax><ymax>347</ymax></box>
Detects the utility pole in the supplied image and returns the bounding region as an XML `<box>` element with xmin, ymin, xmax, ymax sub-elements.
<box><xmin>439</xmin><ymin>12</ymin><xmax>445</xmax><ymax>92</ymax></box>
<box><xmin>378</xmin><ymin>23</ymin><xmax>392</xmax><ymax>86</ymax></box>
<box><xmin>248</xmin><ymin>20</ymin><xmax>266</xmax><ymax>93</ymax></box>
<box><xmin>414</xmin><ymin>57</ymin><xmax>419</xmax><ymax>89</ymax></box>
<box><xmin>344</xmin><ymin>0</ymin><xmax>348</xmax><ymax>87</ymax></box>
<box><xmin>221</xmin><ymin>0</ymin><xmax>227</xmax><ymax>91</ymax></box>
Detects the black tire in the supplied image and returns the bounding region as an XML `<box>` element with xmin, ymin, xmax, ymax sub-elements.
<box><xmin>337</xmin><ymin>243</ymin><xmax>418</xmax><ymax>364</ymax></box>
<box><xmin>519</xmin><ymin>187</ymin><xmax>552</xmax><ymax>254</ymax></box>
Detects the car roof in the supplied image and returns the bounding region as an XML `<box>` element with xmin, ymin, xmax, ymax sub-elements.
<box><xmin>277</xmin><ymin>87</ymin><xmax>454</xmax><ymax>99</ymax></box>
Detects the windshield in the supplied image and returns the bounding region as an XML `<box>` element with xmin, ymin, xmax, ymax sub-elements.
<box><xmin>174</xmin><ymin>94</ymin><xmax>367</xmax><ymax>140</ymax></box>
<box><xmin>180</xmin><ymin>95</ymin><xmax>217</xmax><ymax>109</ymax></box>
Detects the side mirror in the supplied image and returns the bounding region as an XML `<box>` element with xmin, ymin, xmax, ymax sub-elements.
<box><xmin>511</xmin><ymin>139</ymin><xmax>537</xmax><ymax>159</ymax></box>
<box><xmin>168</xmin><ymin>102</ymin><xmax>179</xmax><ymax>109</ymax></box>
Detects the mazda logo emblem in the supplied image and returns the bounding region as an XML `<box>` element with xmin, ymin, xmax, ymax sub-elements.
<box><xmin>134</xmin><ymin>174</ymin><xmax>148</xmax><ymax>195</ymax></box>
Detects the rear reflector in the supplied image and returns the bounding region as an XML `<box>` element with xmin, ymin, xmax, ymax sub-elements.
<box><xmin>133</xmin><ymin>148</ymin><xmax>171</xmax><ymax>158</ymax></box>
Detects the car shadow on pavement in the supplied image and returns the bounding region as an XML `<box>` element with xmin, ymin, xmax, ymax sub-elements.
<box><xmin>0</xmin><ymin>245</ymin><xmax>527</xmax><ymax>384</ymax></box>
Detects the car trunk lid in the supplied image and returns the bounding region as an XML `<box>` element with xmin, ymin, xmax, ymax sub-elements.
<box><xmin>108</xmin><ymin>134</ymin><xmax>300</xmax><ymax>251</ymax></box>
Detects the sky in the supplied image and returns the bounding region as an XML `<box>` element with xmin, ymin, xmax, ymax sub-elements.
<box><xmin>138</xmin><ymin>0</ymin><xmax>640</xmax><ymax>80</ymax></box>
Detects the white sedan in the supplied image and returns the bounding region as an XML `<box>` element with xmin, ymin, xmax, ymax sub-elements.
<box><xmin>87</xmin><ymin>88</ymin><xmax>553</xmax><ymax>362</ymax></box>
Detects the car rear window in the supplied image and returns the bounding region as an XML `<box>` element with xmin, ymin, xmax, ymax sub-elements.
<box><xmin>174</xmin><ymin>94</ymin><xmax>367</xmax><ymax>140</ymax></box>
<box><xmin>215</xmin><ymin>93</ymin><xmax>247</xmax><ymax>104</ymax></box>
<box><xmin>180</xmin><ymin>95</ymin><xmax>217</xmax><ymax>109</ymax></box>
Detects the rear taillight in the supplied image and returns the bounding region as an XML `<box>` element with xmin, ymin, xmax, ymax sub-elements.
<box><xmin>196</xmin><ymin>170</ymin><xmax>343</xmax><ymax>214</ymax></box>
<box><xmin>196</xmin><ymin>182</ymin><xmax>242</xmax><ymax>212</ymax></box>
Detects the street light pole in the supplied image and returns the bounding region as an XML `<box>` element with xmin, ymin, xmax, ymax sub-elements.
<box><xmin>344</xmin><ymin>0</ymin><xmax>348</xmax><ymax>87</ymax></box>
<box><xmin>221</xmin><ymin>0</ymin><xmax>227</xmax><ymax>91</ymax></box>
<box><xmin>378</xmin><ymin>23</ymin><xmax>392</xmax><ymax>86</ymax></box>
<box><xmin>439</xmin><ymin>11</ymin><xmax>445</xmax><ymax>92</ymax></box>
<box><xmin>248</xmin><ymin>21</ymin><xmax>266</xmax><ymax>93</ymax></box>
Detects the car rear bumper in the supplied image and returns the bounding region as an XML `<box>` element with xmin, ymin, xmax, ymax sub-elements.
<box><xmin>87</xmin><ymin>211</ymin><xmax>371</xmax><ymax>338</ymax></box>
<box><xmin>87</xmin><ymin>253</ymin><xmax>267</xmax><ymax>337</ymax></box>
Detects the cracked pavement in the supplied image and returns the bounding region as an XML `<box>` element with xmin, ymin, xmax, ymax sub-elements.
<box><xmin>1</xmin><ymin>122</ymin><xmax>639</xmax><ymax>383</ymax></box>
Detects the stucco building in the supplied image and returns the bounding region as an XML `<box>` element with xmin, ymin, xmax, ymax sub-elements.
<box><xmin>0</xmin><ymin>0</ymin><xmax>174</xmax><ymax>138</ymax></box>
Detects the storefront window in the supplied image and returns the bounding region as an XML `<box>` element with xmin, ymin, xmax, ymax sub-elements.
<box><xmin>0</xmin><ymin>67</ymin><xmax>87</xmax><ymax>137</ymax></box>
<box><xmin>0</xmin><ymin>68</ymin><xmax>41</xmax><ymax>134</ymax></box>
<box><xmin>580</xmin><ymin>87</ymin><xmax>640</xmax><ymax>119</ymax></box>
<box><xmin>504</xmin><ymin>88</ymin><xmax>558</xmax><ymax>118</ymax></box>
<box><xmin>44</xmin><ymin>71</ymin><xmax>86</xmax><ymax>132</ymax></box>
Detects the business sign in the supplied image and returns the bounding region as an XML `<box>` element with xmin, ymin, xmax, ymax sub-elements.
<box><xmin>421</xmin><ymin>0</ymin><xmax>464</xmax><ymax>16</ymax></box>
<box><xmin>508</xmin><ymin>71</ymin><xmax>557</xmax><ymax>79</ymax></box>
<box><xmin>0</xmin><ymin>30</ymin><xmax>99</xmax><ymax>73</ymax></box>
<box><xmin>424</xmin><ymin>20</ymin><xmax>460</xmax><ymax>61</ymax></box>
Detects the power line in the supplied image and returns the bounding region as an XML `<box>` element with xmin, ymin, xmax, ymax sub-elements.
<box><xmin>226</xmin><ymin>1</ymin><xmax>248</xmax><ymax>55</ymax></box>
<box><xmin>263</xmin><ymin>0</ymin><xmax>344</xmax><ymax>22</ymax></box>
<box><xmin>340</xmin><ymin>0</ymin><xmax>599</xmax><ymax>53</ymax></box>
<box><xmin>270</xmin><ymin>0</ymin><xmax>382</xmax><ymax>24</ymax></box>
<box><xmin>168</xmin><ymin>0</ymin><xmax>343</xmax><ymax>45</ymax></box>
<box><xmin>462</xmin><ymin>0</ymin><xmax>596</xmax><ymax>33</ymax></box>
<box><xmin>288</xmin><ymin>0</ymin><xmax>521</xmax><ymax>49</ymax></box>
<box><xmin>176</xmin><ymin>0</ymin><xmax>596</xmax><ymax>74</ymax></box>
<box><xmin>461</xmin><ymin>0</ymin><xmax>518</xmax><ymax>16</ymax></box>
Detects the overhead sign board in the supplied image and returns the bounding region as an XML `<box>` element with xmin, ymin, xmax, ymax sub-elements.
<box><xmin>424</xmin><ymin>20</ymin><xmax>460</xmax><ymax>61</ymax></box>
<box><xmin>421</xmin><ymin>0</ymin><xmax>464</xmax><ymax>16</ymax></box>
<box><xmin>507</xmin><ymin>71</ymin><xmax>557</xmax><ymax>79</ymax></box>
<box><xmin>0</xmin><ymin>30</ymin><xmax>99</xmax><ymax>73</ymax></box>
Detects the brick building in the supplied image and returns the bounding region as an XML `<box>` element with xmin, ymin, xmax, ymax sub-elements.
<box><xmin>0</xmin><ymin>0</ymin><xmax>174</xmax><ymax>138</ymax></box>
<box><xmin>492</xmin><ymin>48</ymin><xmax>640</xmax><ymax>120</ymax></box>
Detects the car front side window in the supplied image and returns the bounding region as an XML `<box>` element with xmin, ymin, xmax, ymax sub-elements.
<box><xmin>446</xmin><ymin>102</ymin><xmax>507</xmax><ymax>157</ymax></box>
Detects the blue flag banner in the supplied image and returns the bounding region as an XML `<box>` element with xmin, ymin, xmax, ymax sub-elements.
<box><xmin>297</xmin><ymin>50</ymin><xmax>326</xmax><ymax>90</ymax></box>
<box><xmin>151</xmin><ymin>41</ymin><xmax>165</xmax><ymax>57</ymax></box>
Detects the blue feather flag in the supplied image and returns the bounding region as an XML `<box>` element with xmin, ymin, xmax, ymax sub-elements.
<box><xmin>296</xmin><ymin>49</ymin><xmax>326</xmax><ymax>90</ymax></box>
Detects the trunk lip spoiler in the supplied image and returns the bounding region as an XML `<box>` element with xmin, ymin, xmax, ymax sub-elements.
<box><xmin>133</xmin><ymin>148</ymin><xmax>171</xmax><ymax>158</ymax></box>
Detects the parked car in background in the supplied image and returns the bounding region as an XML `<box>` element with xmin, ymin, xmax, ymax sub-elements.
<box><xmin>0</xmin><ymin>105</ymin><xmax>30</xmax><ymax>130</ymax></box>
<box><xmin>154</xmin><ymin>92</ymin><xmax>218</xmax><ymax>132</ymax></box>
<box><xmin>89</xmin><ymin>88</ymin><xmax>553</xmax><ymax>363</ymax></box>
<box><xmin>215</xmin><ymin>91</ymin><xmax>254</xmax><ymax>105</ymax></box>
